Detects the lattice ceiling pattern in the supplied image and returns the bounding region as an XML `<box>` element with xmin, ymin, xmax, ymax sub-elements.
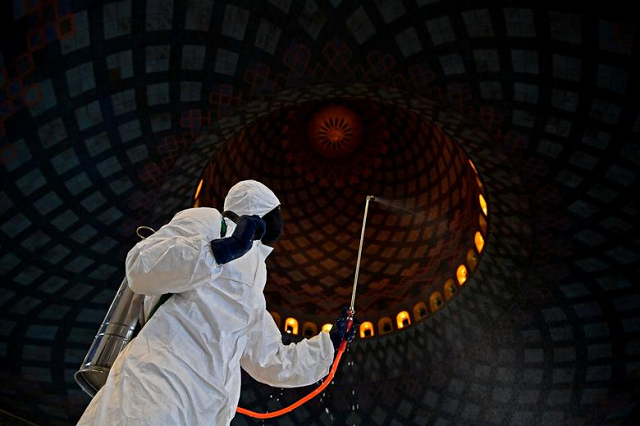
<box><xmin>196</xmin><ymin>100</ymin><xmax>484</xmax><ymax>325</ymax></box>
<box><xmin>0</xmin><ymin>0</ymin><xmax>638</xmax><ymax>424</ymax></box>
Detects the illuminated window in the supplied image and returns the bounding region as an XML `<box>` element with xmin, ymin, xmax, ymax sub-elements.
<box><xmin>479</xmin><ymin>194</ymin><xmax>488</xmax><ymax>216</ymax></box>
<box><xmin>476</xmin><ymin>176</ymin><xmax>483</xmax><ymax>189</ymax></box>
<box><xmin>479</xmin><ymin>214</ymin><xmax>487</xmax><ymax>234</ymax></box>
<box><xmin>456</xmin><ymin>264</ymin><xmax>468</xmax><ymax>285</ymax></box>
<box><xmin>429</xmin><ymin>292</ymin><xmax>443</xmax><ymax>312</ymax></box>
<box><xmin>321</xmin><ymin>323</ymin><xmax>333</xmax><ymax>333</ymax></box>
<box><xmin>413</xmin><ymin>302</ymin><xmax>428</xmax><ymax>321</ymax></box>
<box><xmin>193</xmin><ymin>198</ymin><xmax>200</xmax><ymax>208</ymax></box>
<box><xmin>360</xmin><ymin>321</ymin><xmax>374</xmax><ymax>338</ymax></box>
<box><xmin>444</xmin><ymin>279</ymin><xmax>457</xmax><ymax>299</ymax></box>
<box><xmin>270</xmin><ymin>311</ymin><xmax>281</xmax><ymax>328</ymax></box>
<box><xmin>302</xmin><ymin>322</ymin><xmax>317</xmax><ymax>338</ymax></box>
<box><xmin>284</xmin><ymin>317</ymin><xmax>299</xmax><ymax>335</ymax></box>
<box><xmin>475</xmin><ymin>231</ymin><xmax>485</xmax><ymax>253</ymax></box>
<box><xmin>396</xmin><ymin>311</ymin><xmax>411</xmax><ymax>329</ymax></box>
<box><xmin>378</xmin><ymin>317</ymin><xmax>393</xmax><ymax>335</ymax></box>
<box><xmin>194</xmin><ymin>179</ymin><xmax>203</xmax><ymax>200</ymax></box>
<box><xmin>469</xmin><ymin>159</ymin><xmax>478</xmax><ymax>174</ymax></box>
<box><xmin>466</xmin><ymin>249</ymin><xmax>478</xmax><ymax>271</ymax></box>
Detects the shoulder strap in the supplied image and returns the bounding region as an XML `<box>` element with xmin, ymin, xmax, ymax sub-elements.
<box><xmin>147</xmin><ymin>293</ymin><xmax>173</xmax><ymax>322</ymax></box>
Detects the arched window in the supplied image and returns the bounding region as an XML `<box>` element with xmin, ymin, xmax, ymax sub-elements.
<box><xmin>378</xmin><ymin>317</ymin><xmax>393</xmax><ymax>335</ymax></box>
<box><xmin>466</xmin><ymin>249</ymin><xmax>478</xmax><ymax>271</ymax></box>
<box><xmin>413</xmin><ymin>302</ymin><xmax>428</xmax><ymax>321</ymax></box>
<box><xmin>284</xmin><ymin>317</ymin><xmax>299</xmax><ymax>335</ymax></box>
<box><xmin>479</xmin><ymin>194</ymin><xmax>488</xmax><ymax>216</ymax></box>
<box><xmin>270</xmin><ymin>311</ymin><xmax>281</xmax><ymax>328</ymax></box>
<box><xmin>429</xmin><ymin>292</ymin><xmax>443</xmax><ymax>312</ymax></box>
<box><xmin>302</xmin><ymin>322</ymin><xmax>317</xmax><ymax>338</ymax></box>
<box><xmin>479</xmin><ymin>214</ymin><xmax>487</xmax><ymax>234</ymax></box>
<box><xmin>456</xmin><ymin>264</ymin><xmax>468</xmax><ymax>285</ymax></box>
<box><xmin>444</xmin><ymin>279</ymin><xmax>457</xmax><ymax>300</ymax></box>
<box><xmin>396</xmin><ymin>311</ymin><xmax>411</xmax><ymax>329</ymax></box>
<box><xmin>469</xmin><ymin>159</ymin><xmax>478</xmax><ymax>174</ymax></box>
<box><xmin>321</xmin><ymin>323</ymin><xmax>333</xmax><ymax>333</ymax></box>
<box><xmin>360</xmin><ymin>321</ymin><xmax>374</xmax><ymax>338</ymax></box>
<box><xmin>475</xmin><ymin>231</ymin><xmax>485</xmax><ymax>253</ymax></box>
<box><xmin>194</xmin><ymin>179</ymin><xmax>204</xmax><ymax>200</ymax></box>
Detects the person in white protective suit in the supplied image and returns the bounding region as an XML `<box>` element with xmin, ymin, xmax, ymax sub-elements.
<box><xmin>77</xmin><ymin>180</ymin><xmax>358</xmax><ymax>425</ymax></box>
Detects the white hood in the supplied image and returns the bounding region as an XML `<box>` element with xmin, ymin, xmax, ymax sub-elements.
<box><xmin>223</xmin><ymin>180</ymin><xmax>280</xmax><ymax>218</ymax></box>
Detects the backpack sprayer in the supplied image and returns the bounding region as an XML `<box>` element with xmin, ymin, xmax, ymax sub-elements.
<box><xmin>74</xmin><ymin>226</ymin><xmax>155</xmax><ymax>396</ymax></box>
<box><xmin>74</xmin><ymin>196</ymin><xmax>376</xmax><ymax>419</ymax></box>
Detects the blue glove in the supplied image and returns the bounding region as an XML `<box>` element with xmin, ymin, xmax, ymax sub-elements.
<box><xmin>211</xmin><ymin>215</ymin><xmax>266</xmax><ymax>264</ymax></box>
<box><xmin>329</xmin><ymin>306</ymin><xmax>361</xmax><ymax>351</ymax></box>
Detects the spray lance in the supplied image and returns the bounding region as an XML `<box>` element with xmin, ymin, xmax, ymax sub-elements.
<box><xmin>236</xmin><ymin>195</ymin><xmax>375</xmax><ymax>419</ymax></box>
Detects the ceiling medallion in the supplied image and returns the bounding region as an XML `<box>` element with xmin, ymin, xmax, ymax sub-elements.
<box><xmin>308</xmin><ymin>105</ymin><xmax>362</xmax><ymax>158</ymax></box>
<box><xmin>280</xmin><ymin>100</ymin><xmax>389</xmax><ymax>187</ymax></box>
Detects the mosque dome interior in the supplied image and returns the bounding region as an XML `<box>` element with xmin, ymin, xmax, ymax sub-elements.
<box><xmin>0</xmin><ymin>0</ymin><xmax>638</xmax><ymax>424</ymax></box>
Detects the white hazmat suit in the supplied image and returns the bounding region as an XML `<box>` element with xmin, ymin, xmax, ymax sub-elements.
<box><xmin>78</xmin><ymin>180</ymin><xmax>335</xmax><ymax>425</ymax></box>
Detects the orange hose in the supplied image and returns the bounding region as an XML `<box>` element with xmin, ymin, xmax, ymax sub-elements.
<box><xmin>236</xmin><ymin>341</ymin><xmax>348</xmax><ymax>419</ymax></box>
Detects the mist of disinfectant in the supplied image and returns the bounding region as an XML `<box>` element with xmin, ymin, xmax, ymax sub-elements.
<box><xmin>370</xmin><ymin>196</ymin><xmax>424</xmax><ymax>216</ymax></box>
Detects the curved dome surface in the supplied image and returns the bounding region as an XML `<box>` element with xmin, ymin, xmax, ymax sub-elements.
<box><xmin>196</xmin><ymin>98</ymin><xmax>487</xmax><ymax>327</ymax></box>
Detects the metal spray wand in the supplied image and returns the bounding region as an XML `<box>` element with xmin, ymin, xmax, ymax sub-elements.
<box><xmin>340</xmin><ymin>195</ymin><xmax>375</xmax><ymax>349</ymax></box>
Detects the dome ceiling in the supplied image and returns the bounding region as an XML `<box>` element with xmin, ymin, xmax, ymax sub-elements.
<box><xmin>1</xmin><ymin>0</ymin><xmax>638</xmax><ymax>424</ymax></box>
<box><xmin>196</xmin><ymin>98</ymin><xmax>487</xmax><ymax>326</ymax></box>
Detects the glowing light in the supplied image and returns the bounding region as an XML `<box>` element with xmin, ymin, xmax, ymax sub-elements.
<box><xmin>193</xmin><ymin>198</ymin><xmax>200</xmax><ymax>208</ymax></box>
<box><xmin>444</xmin><ymin>278</ymin><xmax>457</xmax><ymax>299</ymax></box>
<box><xmin>396</xmin><ymin>311</ymin><xmax>411</xmax><ymax>329</ymax></box>
<box><xmin>284</xmin><ymin>318</ymin><xmax>299</xmax><ymax>335</ymax></box>
<box><xmin>359</xmin><ymin>322</ymin><xmax>374</xmax><ymax>338</ymax></box>
<box><xmin>456</xmin><ymin>264</ymin><xmax>468</xmax><ymax>285</ymax></box>
<box><xmin>194</xmin><ymin>179</ymin><xmax>204</xmax><ymax>200</ymax></box>
<box><xmin>413</xmin><ymin>302</ymin><xmax>428</xmax><ymax>321</ymax></box>
<box><xmin>475</xmin><ymin>231</ymin><xmax>485</xmax><ymax>253</ymax></box>
<box><xmin>429</xmin><ymin>292</ymin><xmax>443</xmax><ymax>312</ymax></box>
<box><xmin>479</xmin><ymin>194</ymin><xmax>488</xmax><ymax>216</ymax></box>
<box><xmin>479</xmin><ymin>214</ymin><xmax>487</xmax><ymax>234</ymax></box>
<box><xmin>322</xmin><ymin>323</ymin><xmax>333</xmax><ymax>333</ymax></box>
<box><xmin>469</xmin><ymin>159</ymin><xmax>478</xmax><ymax>174</ymax></box>
<box><xmin>466</xmin><ymin>249</ymin><xmax>478</xmax><ymax>271</ymax></box>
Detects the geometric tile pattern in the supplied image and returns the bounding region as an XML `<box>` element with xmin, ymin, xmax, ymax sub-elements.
<box><xmin>0</xmin><ymin>0</ymin><xmax>637</xmax><ymax>424</ymax></box>
<box><xmin>194</xmin><ymin>99</ymin><xmax>484</xmax><ymax>326</ymax></box>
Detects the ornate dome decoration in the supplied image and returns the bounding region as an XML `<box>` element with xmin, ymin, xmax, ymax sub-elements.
<box><xmin>308</xmin><ymin>105</ymin><xmax>363</xmax><ymax>158</ymax></box>
<box><xmin>281</xmin><ymin>100</ymin><xmax>389</xmax><ymax>188</ymax></box>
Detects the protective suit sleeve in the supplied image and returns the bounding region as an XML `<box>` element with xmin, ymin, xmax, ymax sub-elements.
<box><xmin>240</xmin><ymin>309</ymin><xmax>335</xmax><ymax>388</ymax></box>
<box><xmin>126</xmin><ymin>225</ymin><xmax>222</xmax><ymax>296</ymax></box>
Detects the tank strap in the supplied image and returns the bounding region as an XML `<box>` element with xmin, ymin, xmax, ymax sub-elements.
<box><xmin>147</xmin><ymin>293</ymin><xmax>173</xmax><ymax>321</ymax></box>
<box><xmin>147</xmin><ymin>212</ymin><xmax>236</xmax><ymax>323</ymax></box>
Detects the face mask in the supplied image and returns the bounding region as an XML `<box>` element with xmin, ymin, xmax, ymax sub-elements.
<box><xmin>261</xmin><ymin>206</ymin><xmax>284</xmax><ymax>245</ymax></box>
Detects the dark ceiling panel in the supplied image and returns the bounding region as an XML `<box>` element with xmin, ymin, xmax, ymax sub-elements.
<box><xmin>0</xmin><ymin>0</ymin><xmax>638</xmax><ymax>424</ymax></box>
